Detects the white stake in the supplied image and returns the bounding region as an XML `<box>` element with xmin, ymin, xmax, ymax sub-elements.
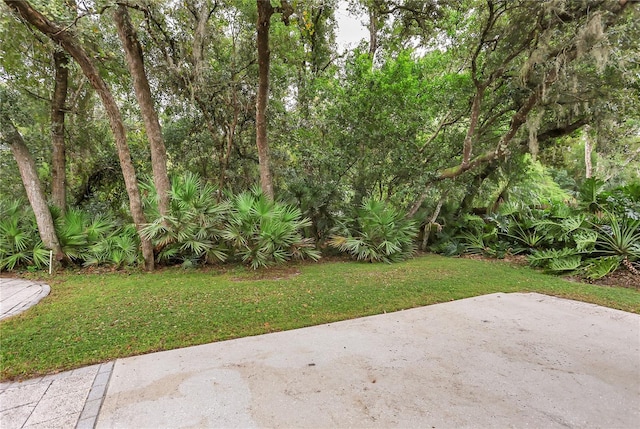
<box><xmin>49</xmin><ymin>250</ymin><xmax>53</xmax><ymax>275</ymax></box>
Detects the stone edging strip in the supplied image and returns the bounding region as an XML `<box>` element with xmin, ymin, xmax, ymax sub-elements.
<box><xmin>76</xmin><ymin>362</ymin><xmax>114</xmax><ymax>429</ymax></box>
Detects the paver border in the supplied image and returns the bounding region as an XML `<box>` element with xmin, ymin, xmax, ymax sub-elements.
<box><xmin>76</xmin><ymin>362</ymin><xmax>114</xmax><ymax>429</ymax></box>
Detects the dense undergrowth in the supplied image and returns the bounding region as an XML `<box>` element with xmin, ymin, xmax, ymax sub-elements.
<box><xmin>1</xmin><ymin>174</ymin><xmax>638</xmax><ymax>285</ymax></box>
<box><xmin>429</xmin><ymin>179</ymin><xmax>639</xmax><ymax>281</ymax></box>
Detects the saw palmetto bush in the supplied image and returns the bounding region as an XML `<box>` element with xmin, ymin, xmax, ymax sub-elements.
<box><xmin>53</xmin><ymin>208</ymin><xmax>115</xmax><ymax>262</ymax></box>
<box><xmin>51</xmin><ymin>207</ymin><xmax>136</xmax><ymax>268</ymax></box>
<box><xmin>141</xmin><ymin>173</ymin><xmax>229</xmax><ymax>266</ymax></box>
<box><xmin>50</xmin><ymin>206</ymin><xmax>140</xmax><ymax>269</ymax></box>
<box><xmin>0</xmin><ymin>200</ymin><xmax>48</xmax><ymax>271</ymax></box>
<box><xmin>329</xmin><ymin>198</ymin><xmax>418</xmax><ymax>263</ymax></box>
<box><xmin>84</xmin><ymin>223</ymin><xmax>140</xmax><ymax>268</ymax></box>
<box><xmin>222</xmin><ymin>188</ymin><xmax>320</xmax><ymax>269</ymax></box>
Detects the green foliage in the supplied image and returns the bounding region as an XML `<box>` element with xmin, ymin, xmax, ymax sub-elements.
<box><xmin>593</xmin><ymin>215</ymin><xmax>640</xmax><ymax>261</ymax></box>
<box><xmin>142</xmin><ymin>173</ymin><xmax>229</xmax><ymax>266</ymax></box>
<box><xmin>573</xmin><ymin>229</ymin><xmax>598</xmax><ymax>252</ymax></box>
<box><xmin>597</xmin><ymin>183</ymin><xmax>640</xmax><ymax>220</ymax></box>
<box><xmin>84</xmin><ymin>224</ymin><xmax>140</xmax><ymax>268</ymax></box>
<box><xmin>528</xmin><ymin>248</ymin><xmax>582</xmax><ymax>269</ymax></box>
<box><xmin>329</xmin><ymin>199</ymin><xmax>418</xmax><ymax>263</ymax></box>
<box><xmin>0</xmin><ymin>200</ymin><xmax>49</xmax><ymax>271</ymax></box>
<box><xmin>52</xmin><ymin>207</ymin><xmax>134</xmax><ymax>268</ymax></box>
<box><xmin>54</xmin><ymin>208</ymin><xmax>90</xmax><ymax>262</ymax></box>
<box><xmin>583</xmin><ymin>256</ymin><xmax>622</xmax><ymax>280</ymax></box>
<box><xmin>0</xmin><ymin>198</ymin><xmax>139</xmax><ymax>271</ymax></box>
<box><xmin>446</xmin><ymin>189</ymin><xmax>640</xmax><ymax>279</ymax></box>
<box><xmin>578</xmin><ymin>178</ymin><xmax>606</xmax><ymax>213</ymax></box>
<box><xmin>547</xmin><ymin>255</ymin><xmax>583</xmax><ymax>273</ymax></box>
<box><xmin>222</xmin><ymin>188</ymin><xmax>320</xmax><ymax>269</ymax></box>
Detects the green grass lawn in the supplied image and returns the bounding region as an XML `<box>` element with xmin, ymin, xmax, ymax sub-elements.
<box><xmin>1</xmin><ymin>254</ymin><xmax>639</xmax><ymax>381</ymax></box>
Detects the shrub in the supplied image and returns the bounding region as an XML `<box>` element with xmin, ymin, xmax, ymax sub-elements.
<box><xmin>0</xmin><ymin>200</ymin><xmax>49</xmax><ymax>271</ymax></box>
<box><xmin>222</xmin><ymin>188</ymin><xmax>320</xmax><ymax>269</ymax></box>
<box><xmin>85</xmin><ymin>223</ymin><xmax>140</xmax><ymax>268</ymax></box>
<box><xmin>329</xmin><ymin>198</ymin><xmax>418</xmax><ymax>263</ymax></box>
<box><xmin>141</xmin><ymin>173</ymin><xmax>229</xmax><ymax>266</ymax></box>
<box><xmin>594</xmin><ymin>216</ymin><xmax>640</xmax><ymax>258</ymax></box>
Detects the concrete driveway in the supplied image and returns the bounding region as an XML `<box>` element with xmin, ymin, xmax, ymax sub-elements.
<box><xmin>93</xmin><ymin>293</ymin><xmax>640</xmax><ymax>428</ymax></box>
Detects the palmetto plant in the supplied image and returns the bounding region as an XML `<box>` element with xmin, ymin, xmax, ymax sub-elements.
<box><xmin>53</xmin><ymin>208</ymin><xmax>119</xmax><ymax>265</ymax></box>
<box><xmin>54</xmin><ymin>208</ymin><xmax>89</xmax><ymax>261</ymax></box>
<box><xmin>329</xmin><ymin>198</ymin><xmax>418</xmax><ymax>263</ymax></box>
<box><xmin>141</xmin><ymin>173</ymin><xmax>229</xmax><ymax>266</ymax></box>
<box><xmin>0</xmin><ymin>200</ymin><xmax>48</xmax><ymax>270</ymax></box>
<box><xmin>85</xmin><ymin>224</ymin><xmax>140</xmax><ymax>268</ymax></box>
<box><xmin>222</xmin><ymin>188</ymin><xmax>320</xmax><ymax>269</ymax></box>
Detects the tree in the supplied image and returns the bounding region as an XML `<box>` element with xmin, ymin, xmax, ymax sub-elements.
<box><xmin>51</xmin><ymin>49</ymin><xmax>69</xmax><ymax>213</ymax></box>
<box><xmin>256</xmin><ymin>0</ymin><xmax>294</xmax><ymax>200</ymax></box>
<box><xmin>439</xmin><ymin>0</ymin><xmax>632</xmax><ymax>180</ymax></box>
<box><xmin>407</xmin><ymin>0</ymin><xmax>635</xmax><ymax>212</ymax></box>
<box><xmin>256</xmin><ymin>0</ymin><xmax>275</xmax><ymax>200</ymax></box>
<box><xmin>140</xmin><ymin>0</ymin><xmax>257</xmax><ymax>195</ymax></box>
<box><xmin>0</xmin><ymin>106</ymin><xmax>63</xmax><ymax>265</ymax></box>
<box><xmin>4</xmin><ymin>0</ymin><xmax>155</xmax><ymax>270</ymax></box>
<box><xmin>113</xmin><ymin>3</ymin><xmax>170</xmax><ymax>217</ymax></box>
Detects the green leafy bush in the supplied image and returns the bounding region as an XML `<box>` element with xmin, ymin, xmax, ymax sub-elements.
<box><xmin>222</xmin><ymin>188</ymin><xmax>320</xmax><ymax>269</ymax></box>
<box><xmin>582</xmin><ymin>256</ymin><xmax>622</xmax><ymax>280</ymax></box>
<box><xmin>598</xmin><ymin>183</ymin><xmax>640</xmax><ymax>220</ymax></box>
<box><xmin>84</xmin><ymin>224</ymin><xmax>140</xmax><ymax>268</ymax></box>
<box><xmin>141</xmin><ymin>172</ymin><xmax>229</xmax><ymax>266</ymax></box>
<box><xmin>329</xmin><ymin>198</ymin><xmax>418</xmax><ymax>263</ymax></box>
<box><xmin>0</xmin><ymin>200</ymin><xmax>48</xmax><ymax>271</ymax></box>
<box><xmin>578</xmin><ymin>177</ymin><xmax>606</xmax><ymax>213</ymax></box>
<box><xmin>589</xmin><ymin>214</ymin><xmax>640</xmax><ymax>276</ymax></box>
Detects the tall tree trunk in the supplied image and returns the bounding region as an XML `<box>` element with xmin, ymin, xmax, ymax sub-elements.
<box><xmin>256</xmin><ymin>0</ymin><xmax>275</xmax><ymax>200</ymax></box>
<box><xmin>583</xmin><ymin>125</ymin><xmax>593</xmax><ymax>179</ymax></box>
<box><xmin>1</xmin><ymin>113</ymin><xmax>63</xmax><ymax>266</ymax></box>
<box><xmin>5</xmin><ymin>0</ymin><xmax>154</xmax><ymax>270</ymax></box>
<box><xmin>114</xmin><ymin>4</ymin><xmax>170</xmax><ymax>217</ymax></box>
<box><xmin>220</xmin><ymin>87</ymin><xmax>239</xmax><ymax>194</ymax></box>
<box><xmin>51</xmin><ymin>49</ymin><xmax>68</xmax><ymax>214</ymax></box>
<box><xmin>368</xmin><ymin>7</ymin><xmax>377</xmax><ymax>58</ymax></box>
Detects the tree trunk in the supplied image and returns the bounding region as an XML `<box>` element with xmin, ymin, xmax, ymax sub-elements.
<box><xmin>256</xmin><ymin>0</ymin><xmax>275</xmax><ymax>200</ymax></box>
<box><xmin>1</xmin><ymin>113</ymin><xmax>63</xmax><ymax>267</ymax></box>
<box><xmin>220</xmin><ymin>87</ymin><xmax>239</xmax><ymax>195</ymax></box>
<box><xmin>114</xmin><ymin>4</ymin><xmax>170</xmax><ymax>217</ymax></box>
<box><xmin>5</xmin><ymin>0</ymin><xmax>154</xmax><ymax>270</ymax></box>
<box><xmin>462</xmin><ymin>86</ymin><xmax>485</xmax><ymax>167</ymax></box>
<box><xmin>368</xmin><ymin>7</ymin><xmax>377</xmax><ymax>58</ymax></box>
<box><xmin>51</xmin><ymin>49</ymin><xmax>68</xmax><ymax>214</ymax></box>
<box><xmin>583</xmin><ymin>125</ymin><xmax>593</xmax><ymax>179</ymax></box>
<box><xmin>421</xmin><ymin>197</ymin><xmax>444</xmax><ymax>251</ymax></box>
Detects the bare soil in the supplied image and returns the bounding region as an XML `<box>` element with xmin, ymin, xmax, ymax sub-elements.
<box><xmin>581</xmin><ymin>269</ymin><xmax>640</xmax><ymax>290</ymax></box>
